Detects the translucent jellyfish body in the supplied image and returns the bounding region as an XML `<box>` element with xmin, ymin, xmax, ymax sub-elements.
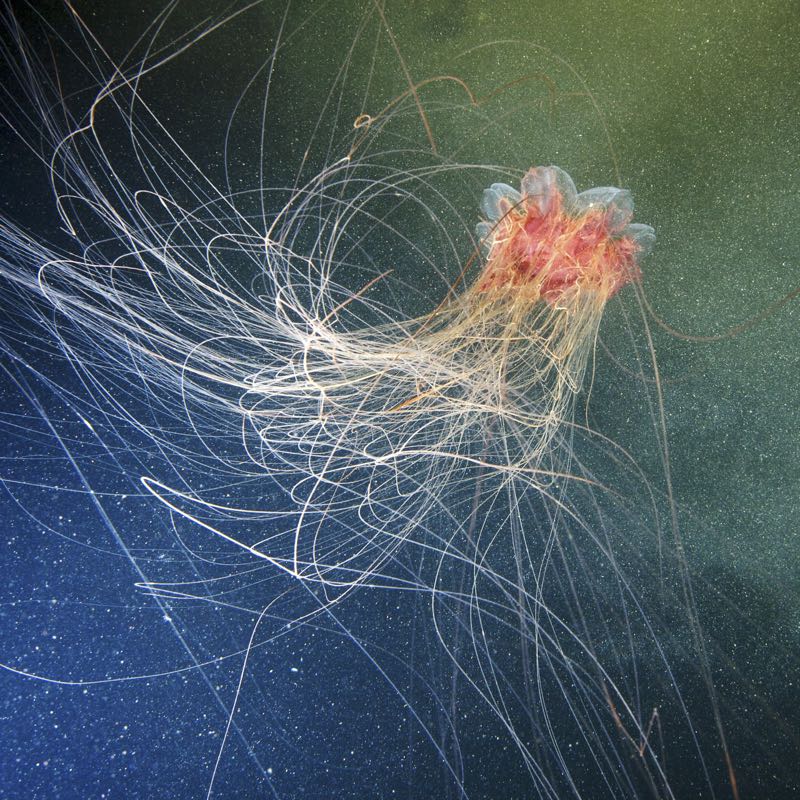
<box><xmin>475</xmin><ymin>166</ymin><xmax>655</xmax><ymax>304</ymax></box>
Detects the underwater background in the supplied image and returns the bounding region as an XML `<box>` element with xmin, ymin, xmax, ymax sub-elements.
<box><xmin>0</xmin><ymin>1</ymin><xmax>797</xmax><ymax>798</ymax></box>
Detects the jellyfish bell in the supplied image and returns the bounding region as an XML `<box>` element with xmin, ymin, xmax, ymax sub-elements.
<box><xmin>475</xmin><ymin>165</ymin><xmax>654</xmax><ymax>304</ymax></box>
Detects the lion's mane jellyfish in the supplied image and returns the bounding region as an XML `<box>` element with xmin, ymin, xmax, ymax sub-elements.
<box><xmin>1</xmin><ymin>3</ymin><xmax>758</xmax><ymax>796</ymax></box>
